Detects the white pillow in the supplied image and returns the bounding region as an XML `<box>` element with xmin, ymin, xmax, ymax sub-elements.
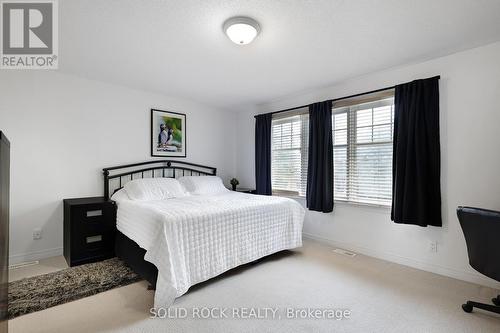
<box><xmin>110</xmin><ymin>188</ymin><xmax>130</xmax><ymax>202</ymax></box>
<box><xmin>123</xmin><ymin>178</ymin><xmax>188</xmax><ymax>201</ymax></box>
<box><xmin>178</xmin><ymin>176</ymin><xmax>228</xmax><ymax>195</ymax></box>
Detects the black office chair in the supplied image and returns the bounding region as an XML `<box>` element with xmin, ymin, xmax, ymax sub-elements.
<box><xmin>457</xmin><ymin>206</ymin><xmax>500</xmax><ymax>315</ymax></box>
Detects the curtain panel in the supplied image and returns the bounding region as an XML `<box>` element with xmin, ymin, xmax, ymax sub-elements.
<box><xmin>391</xmin><ymin>76</ymin><xmax>442</xmax><ymax>227</ymax></box>
<box><xmin>255</xmin><ymin>113</ymin><xmax>272</xmax><ymax>195</ymax></box>
<box><xmin>306</xmin><ymin>101</ymin><xmax>334</xmax><ymax>213</ymax></box>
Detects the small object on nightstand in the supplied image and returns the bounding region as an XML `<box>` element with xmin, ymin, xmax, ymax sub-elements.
<box><xmin>230</xmin><ymin>178</ymin><xmax>239</xmax><ymax>191</ymax></box>
<box><xmin>63</xmin><ymin>197</ymin><xmax>116</xmax><ymax>267</ymax></box>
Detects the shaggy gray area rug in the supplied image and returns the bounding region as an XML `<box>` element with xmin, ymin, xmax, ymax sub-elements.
<box><xmin>8</xmin><ymin>257</ymin><xmax>142</xmax><ymax>319</ymax></box>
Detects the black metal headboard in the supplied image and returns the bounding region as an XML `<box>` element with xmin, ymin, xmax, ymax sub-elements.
<box><xmin>103</xmin><ymin>160</ymin><xmax>217</xmax><ymax>200</ymax></box>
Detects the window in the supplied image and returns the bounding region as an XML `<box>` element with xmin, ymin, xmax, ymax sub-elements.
<box><xmin>333</xmin><ymin>97</ymin><xmax>395</xmax><ymax>205</ymax></box>
<box><xmin>271</xmin><ymin>112</ymin><xmax>308</xmax><ymax>196</ymax></box>
<box><xmin>270</xmin><ymin>94</ymin><xmax>394</xmax><ymax>206</ymax></box>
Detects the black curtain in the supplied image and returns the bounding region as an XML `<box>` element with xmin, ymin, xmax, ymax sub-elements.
<box><xmin>391</xmin><ymin>76</ymin><xmax>441</xmax><ymax>227</ymax></box>
<box><xmin>306</xmin><ymin>101</ymin><xmax>334</xmax><ymax>213</ymax></box>
<box><xmin>255</xmin><ymin>113</ymin><xmax>272</xmax><ymax>195</ymax></box>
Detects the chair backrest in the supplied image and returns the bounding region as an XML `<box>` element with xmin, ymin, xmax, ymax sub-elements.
<box><xmin>457</xmin><ymin>206</ymin><xmax>500</xmax><ymax>282</ymax></box>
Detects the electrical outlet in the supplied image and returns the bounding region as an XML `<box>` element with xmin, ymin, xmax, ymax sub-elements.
<box><xmin>429</xmin><ymin>241</ymin><xmax>438</xmax><ymax>253</ymax></box>
<box><xmin>33</xmin><ymin>228</ymin><xmax>42</xmax><ymax>240</ymax></box>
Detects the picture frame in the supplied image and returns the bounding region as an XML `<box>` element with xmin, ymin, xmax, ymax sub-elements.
<box><xmin>151</xmin><ymin>109</ymin><xmax>186</xmax><ymax>157</ymax></box>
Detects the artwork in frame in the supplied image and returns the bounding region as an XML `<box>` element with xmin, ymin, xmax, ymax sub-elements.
<box><xmin>151</xmin><ymin>109</ymin><xmax>186</xmax><ymax>157</ymax></box>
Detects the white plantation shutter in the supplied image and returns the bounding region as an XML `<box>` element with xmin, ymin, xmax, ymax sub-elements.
<box><xmin>333</xmin><ymin>97</ymin><xmax>394</xmax><ymax>205</ymax></box>
<box><xmin>271</xmin><ymin>112</ymin><xmax>309</xmax><ymax>196</ymax></box>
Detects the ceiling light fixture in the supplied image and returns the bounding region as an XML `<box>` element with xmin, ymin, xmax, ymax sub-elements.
<box><xmin>223</xmin><ymin>16</ymin><xmax>261</xmax><ymax>45</ymax></box>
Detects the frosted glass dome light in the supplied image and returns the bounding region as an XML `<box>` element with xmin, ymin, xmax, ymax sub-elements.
<box><xmin>223</xmin><ymin>17</ymin><xmax>261</xmax><ymax>45</ymax></box>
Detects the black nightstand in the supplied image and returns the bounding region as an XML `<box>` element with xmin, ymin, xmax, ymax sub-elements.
<box><xmin>63</xmin><ymin>197</ymin><xmax>116</xmax><ymax>267</ymax></box>
<box><xmin>232</xmin><ymin>187</ymin><xmax>256</xmax><ymax>194</ymax></box>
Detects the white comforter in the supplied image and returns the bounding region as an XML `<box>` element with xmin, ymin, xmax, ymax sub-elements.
<box><xmin>112</xmin><ymin>191</ymin><xmax>305</xmax><ymax>308</ymax></box>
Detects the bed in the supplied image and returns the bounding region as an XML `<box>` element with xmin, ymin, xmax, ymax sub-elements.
<box><xmin>103</xmin><ymin>160</ymin><xmax>305</xmax><ymax>308</ymax></box>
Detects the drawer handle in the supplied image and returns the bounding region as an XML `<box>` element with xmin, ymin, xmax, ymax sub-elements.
<box><xmin>86</xmin><ymin>210</ymin><xmax>102</xmax><ymax>217</ymax></box>
<box><xmin>86</xmin><ymin>235</ymin><xmax>102</xmax><ymax>243</ymax></box>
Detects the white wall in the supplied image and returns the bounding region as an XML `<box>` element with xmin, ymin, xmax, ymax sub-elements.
<box><xmin>0</xmin><ymin>71</ymin><xmax>237</xmax><ymax>264</ymax></box>
<box><xmin>236</xmin><ymin>42</ymin><xmax>500</xmax><ymax>289</ymax></box>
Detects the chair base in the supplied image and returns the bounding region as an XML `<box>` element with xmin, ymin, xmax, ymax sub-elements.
<box><xmin>462</xmin><ymin>300</ymin><xmax>500</xmax><ymax>315</ymax></box>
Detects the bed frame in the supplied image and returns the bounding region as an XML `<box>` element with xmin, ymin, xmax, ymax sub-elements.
<box><xmin>102</xmin><ymin>160</ymin><xmax>217</xmax><ymax>288</ymax></box>
<box><xmin>103</xmin><ymin>160</ymin><xmax>217</xmax><ymax>200</ymax></box>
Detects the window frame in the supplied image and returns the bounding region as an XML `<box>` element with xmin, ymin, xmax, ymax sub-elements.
<box><xmin>333</xmin><ymin>96</ymin><xmax>395</xmax><ymax>207</ymax></box>
<box><xmin>270</xmin><ymin>112</ymin><xmax>309</xmax><ymax>197</ymax></box>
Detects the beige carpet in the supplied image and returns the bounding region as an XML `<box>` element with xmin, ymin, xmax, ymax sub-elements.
<box><xmin>8</xmin><ymin>240</ymin><xmax>500</xmax><ymax>333</ymax></box>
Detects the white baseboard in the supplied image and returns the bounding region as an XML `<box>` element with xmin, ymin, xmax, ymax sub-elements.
<box><xmin>303</xmin><ymin>232</ymin><xmax>500</xmax><ymax>290</ymax></box>
<box><xmin>9</xmin><ymin>247</ymin><xmax>63</xmax><ymax>265</ymax></box>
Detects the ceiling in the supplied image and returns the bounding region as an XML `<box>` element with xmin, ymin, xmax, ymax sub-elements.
<box><xmin>60</xmin><ymin>0</ymin><xmax>500</xmax><ymax>111</ymax></box>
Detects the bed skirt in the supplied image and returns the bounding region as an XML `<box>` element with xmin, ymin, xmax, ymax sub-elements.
<box><xmin>115</xmin><ymin>230</ymin><xmax>158</xmax><ymax>288</ymax></box>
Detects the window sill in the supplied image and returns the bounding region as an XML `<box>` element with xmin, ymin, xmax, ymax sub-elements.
<box><xmin>334</xmin><ymin>200</ymin><xmax>391</xmax><ymax>210</ymax></box>
<box><xmin>272</xmin><ymin>194</ymin><xmax>391</xmax><ymax>210</ymax></box>
<box><xmin>272</xmin><ymin>193</ymin><xmax>303</xmax><ymax>200</ymax></box>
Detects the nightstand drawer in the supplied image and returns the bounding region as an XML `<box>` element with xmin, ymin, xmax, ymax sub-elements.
<box><xmin>86</xmin><ymin>234</ymin><xmax>104</xmax><ymax>244</ymax></box>
<box><xmin>78</xmin><ymin>232</ymin><xmax>112</xmax><ymax>249</ymax></box>
<box><xmin>70</xmin><ymin>230</ymin><xmax>115</xmax><ymax>261</ymax></box>
<box><xmin>84</xmin><ymin>209</ymin><xmax>104</xmax><ymax>218</ymax></box>
<box><xmin>72</xmin><ymin>204</ymin><xmax>114</xmax><ymax>224</ymax></box>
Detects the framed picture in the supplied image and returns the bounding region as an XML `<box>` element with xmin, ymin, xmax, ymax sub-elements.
<box><xmin>151</xmin><ymin>109</ymin><xmax>186</xmax><ymax>157</ymax></box>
